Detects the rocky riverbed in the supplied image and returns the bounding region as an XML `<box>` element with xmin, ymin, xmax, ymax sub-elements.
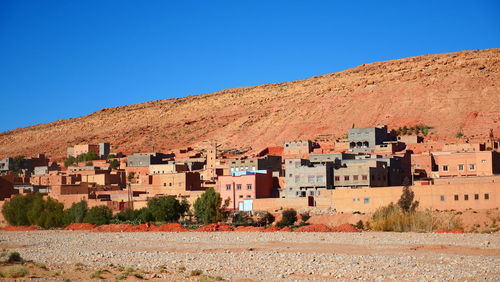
<box><xmin>0</xmin><ymin>231</ymin><xmax>498</xmax><ymax>281</ymax></box>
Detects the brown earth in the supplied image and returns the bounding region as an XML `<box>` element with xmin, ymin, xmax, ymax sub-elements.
<box><xmin>0</xmin><ymin>49</ymin><xmax>499</xmax><ymax>159</ymax></box>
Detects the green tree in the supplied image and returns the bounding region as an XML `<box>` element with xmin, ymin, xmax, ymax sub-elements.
<box><xmin>276</xmin><ymin>209</ymin><xmax>297</xmax><ymax>228</ymax></box>
<box><xmin>397</xmin><ymin>182</ymin><xmax>419</xmax><ymax>213</ymax></box>
<box><xmin>84</xmin><ymin>206</ymin><xmax>113</xmax><ymax>225</ymax></box>
<box><xmin>109</xmin><ymin>159</ymin><xmax>120</xmax><ymax>170</ymax></box>
<box><xmin>2</xmin><ymin>193</ymin><xmax>39</xmax><ymax>226</ymax></box>
<box><xmin>12</xmin><ymin>156</ymin><xmax>25</xmax><ymax>175</ymax></box>
<box><xmin>107</xmin><ymin>154</ymin><xmax>116</xmax><ymax>159</ymax></box>
<box><xmin>147</xmin><ymin>196</ymin><xmax>189</xmax><ymax>222</ymax></box>
<box><xmin>63</xmin><ymin>200</ymin><xmax>88</xmax><ymax>224</ymax></box>
<box><xmin>32</xmin><ymin>197</ymin><xmax>65</xmax><ymax>229</ymax></box>
<box><xmin>76</xmin><ymin>151</ymin><xmax>99</xmax><ymax>163</ymax></box>
<box><xmin>193</xmin><ymin>188</ymin><xmax>226</xmax><ymax>224</ymax></box>
<box><xmin>64</xmin><ymin>156</ymin><xmax>76</xmax><ymax>167</ymax></box>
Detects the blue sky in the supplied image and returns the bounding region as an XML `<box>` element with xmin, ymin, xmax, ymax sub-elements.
<box><xmin>1</xmin><ymin>0</ymin><xmax>499</xmax><ymax>132</ymax></box>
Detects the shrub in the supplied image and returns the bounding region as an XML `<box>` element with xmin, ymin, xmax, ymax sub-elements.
<box><xmin>276</xmin><ymin>209</ymin><xmax>297</xmax><ymax>228</ymax></box>
<box><xmin>300</xmin><ymin>212</ymin><xmax>311</xmax><ymax>222</ymax></box>
<box><xmin>76</xmin><ymin>151</ymin><xmax>99</xmax><ymax>163</ymax></box>
<box><xmin>147</xmin><ymin>196</ymin><xmax>189</xmax><ymax>223</ymax></box>
<box><xmin>194</xmin><ymin>188</ymin><xmax>227</xmax><ymax>224</ymax></box>
<box><xmin>0</xmin><ymin>265</ymin><xmax>29</xmax><ymax>278</ymax></box>
<box><xmin>7</xmin><ymin>252</ymin><xmax>22</xmax><ymax>263</ymax></box>
<box><xmin>2</xmin><ymin>193</ymin><xmax>65</xmax><ymax>228</ymax></box>
<box><xmin>84</xmin><ymin>206</ymin><xmax>113</xmax><ymax>225</ymax></box>
<box><xmin>191</xmin><ymin>269</ymin><xmax>203</xmax><ymax>276</ymax></box>
<box><xmin>64</xmin><ymin>156</ymin><xmax>76</xmax><ymax>167</ymax></box>
<box><xmin>456</xmin><ymin>131</ymin><xmax>464</xmax><ymax>138</ymax></box>
<box><xmin>2</xmin><ymin>193</ymin><xmax>40</xmax><ymax>226</ymax></box>
<box><xmin>355</xmin><ymin>220</ymin><xmax>364</xmax><ymax>230</ymax></box>
<box><xmin>64</xmin><ymin>200</ymin><xmax>88</xmax><ymax>225</ymax></box>
<box><xmin>231</xmin><ymin>211</ymin><xmax>254</xmax><ymax>226</ymax></box>
<box><xmin>255</xmin><ymin>211</ymin><xmax>275</xmax><ymax>226</ymax></box>
<box><xmin>109</xmin><ymin>159</ymin><xmax>120</xmax><ymax>170</ymax></box>
<box><xmin>371</xmin><ymin>204</ymin><xmax>435</xmax><ymax>232</ymax></box>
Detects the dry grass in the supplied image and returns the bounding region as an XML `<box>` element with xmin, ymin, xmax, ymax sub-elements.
<box><xmin>0</xmin><ymin>265</ymin><xmax>29</xmax><ymax>278</ymax></box>
<box><xmin>370</xmin><ymin>204</ymin><xmax>462</xmax><ymax>232</ymax></box>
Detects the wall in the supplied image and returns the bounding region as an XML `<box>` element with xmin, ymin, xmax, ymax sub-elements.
<box><xmin>253</xmin><ymin>182</ymin><xmax>499</xmax><ymax>212</ymax></box>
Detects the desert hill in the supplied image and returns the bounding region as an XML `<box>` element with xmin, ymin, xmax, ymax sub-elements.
<box><xmin>0</xmin><ymin>49</ymin><xmax>499</xmax><ymax>159</ymax></box>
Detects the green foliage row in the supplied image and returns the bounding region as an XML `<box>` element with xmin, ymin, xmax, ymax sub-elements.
<box><xmin>64</xmin><ymin>151</ymin><xmax>99</xmax><ymax>167</ymax></box>
<box><xmin>394</xmin><ymin>124</ymin><xmax>431</xmax><ymax>136</ymax></box>
<box><xmin>1</xmin><ymin>193</ymin><xmax>65</xmax><ymax>228</ymax></box>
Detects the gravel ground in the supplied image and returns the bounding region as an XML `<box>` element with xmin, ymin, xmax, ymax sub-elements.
<box><xmin>1</xmin><ymin>231</ymin><xmax>499</xmax><ymax>281</ymax></box>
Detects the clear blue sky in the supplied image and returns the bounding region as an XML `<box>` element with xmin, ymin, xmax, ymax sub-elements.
<box><xmin>1</xmin><ymin>0</ymin><xmax>499</xmax><ymax>133</ymax></box>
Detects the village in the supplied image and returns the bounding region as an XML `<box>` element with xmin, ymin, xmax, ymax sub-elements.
<box><xmin>1</xmin><ymin>125</ymin><xmax>498</xmax><ymax>221</ymax></box>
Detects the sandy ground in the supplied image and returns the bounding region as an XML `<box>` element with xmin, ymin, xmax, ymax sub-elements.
<box><xmin>0</xmin><ymin>231</ymin><xmax>498</xmax><ymax>281</ymax></box>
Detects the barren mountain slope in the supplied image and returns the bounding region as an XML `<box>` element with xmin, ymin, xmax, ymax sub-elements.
<box><xmin>1</xmin><ymin>49</ymin><xmax>499</xmax><ymax>159</ymax></box>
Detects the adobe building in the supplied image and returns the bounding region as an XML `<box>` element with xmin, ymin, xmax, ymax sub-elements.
<box><xmin>149</xmin><ymin>163</ymin><xmax>188</xmax><ymax>174</ymax></box>
<box><xmin>342</xmin><ymin>154</ymin><xmax>405</xmax><ymax>186</ymax></box>
<box><xmin>127</xmin><ymin>153</ymin><xmax>169</xmax><ymax>167</ymax></box>
<box><xmin>284</xmin><ymin>159</ymin><xmax>334</xmax><ymax>198</ymax></box>
<box><xmin>150</xmin><ymin>172</ymin><xmax>202</xmax><ymax>195</ymax></box>
<box><xmin>217</xmin><ymin>170</ymin><xmax>274</xmax><ymax>210</ymax></box>
<box><xmin>411</xmin><ymin>152</ymin><xmax>437</xmax><ymax>179</ymax></box>
<box><xmin>68</xmin><ymin>144</ymin><xmax>100</xmax><ymax>158</ymax></box>
<box><xmin>348</xmin><ymin>125</ymin><xmax>390</xmax><ymax>153</ymax></box>
<box><xmin>431</xmin><ymin>151</ymin><xmax>500</xmax><ymax>178</ymax></box>
<box><xmin>228</xmin><ymin>155</ymin><xmax>282</xmax><ymax>176</ymax></box>
<box><xmin>283</xmin><ymin>140</ymin><xmax>315</xmax><ymax>157</ymax></box>
<box><xmin>333</xmin><ymin>161</ymin><xmax>388</xmax><ymax>188</ymax></box>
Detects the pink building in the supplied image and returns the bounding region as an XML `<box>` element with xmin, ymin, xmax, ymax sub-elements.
<box><xmin>217</xmin><ymin>170</ymin><xmax>274</xmax><ymax>210</ymax></box>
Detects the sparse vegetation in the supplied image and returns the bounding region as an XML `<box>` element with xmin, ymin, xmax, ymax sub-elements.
<box><xmin>0</xmin><ymin>265</ymin><xmax>29</xmax><ymax>278</ymax></box>
<box><xmin>456</xmin><ymin>131</ymin><xmax>464</xmax><ymax>138</ymax></box>
<box><xmin>191</xmin><ymin>269</ymin><xmax>203</xmax><ymax>276</ymax></box>
<box><xmin>109</xmin><ymin>159</ymin><xmax>120</xmax><ymax>170</ymax></box>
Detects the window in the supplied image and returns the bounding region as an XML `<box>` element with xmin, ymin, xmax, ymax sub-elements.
<box><xmin>464</xmin><ymin>194</ymin><xmax>469</xmax><ymax>201</ymax></box>
<box><xmin>458</xmin><ymin>164</ymin><xmax>464</xmax><ymax>171</ymax></box>
<box><xmin>362</xmin><ymin>175</ymin><xmax>368</xmax><ymax>180</ymax></box>
<box><xmin>353</xmin><ymin>175</ymin><xmax>359</xmax><ymax>181</ymax></box>
<box><xmin>442</xmin><ymin>165</ymin><xmax>448</xmax><ymax>171</ymax></box>
<box><xmin>335</xmin><ymin>176</ymin><xmax>340</xmax><ymax>181</ymax></box>
<box><xmin>236</xmin><ymin>184</ymin><xmax>242</xmax><ymax>190</ymax></box>
<box><xmin>295</xmin><ymin>176</ymin><xmax>300</xmax><ymax>183</ymax></box>
<box><xmin>308</xmin><ymin>176</ymin><xmax>315</xmax><ymax>183</ymax></box>
<box><xmin>316</xmin><ymin>176</ymin><xmax>323</xmax><ymax>182</ymax></box>
<box><xmin>163</xmin><ymin>183</ymin><xmax>166</xmax><ymax>187</ymax></box>
<box><xmin>484</xmin><ymin>193</ymin><xmax>489</xmax><ymax>200</ymax></box>
<box><xmin>295</xmin><ymin>162</ymin><xmax>301</xmax><ymax>168</ymax></box>
<box><xmin>344</xmin><ymin>176</ymin><xmax>350</xmax><ymax>181</ymax></box>
<box><xmin>474</xmin><ymin>194</ymin><xmax>479</xmax><ymax>200</ymax></box>
<box><xmin>296</xmin><ymin>191</ymin><xmax>300</xmax><ymax>196</ymax></box>
<box><xmin>317</xmin><ymin>190</ymin><xmax>320</xmax><ymax>196</ymax></box>
<box><xmin>247</xmin><ymin>184</ymin><xmax>252</xmax><ymax>190</ymax></box>
<box><xmin>371</xmin><ymin>175</ymin><xmax>375</xmax><ymax>180</ymax></box>
<box><xmin>454</xmin><ymin>195</ymin><xmax>459</xmax><ymax>201</ymax></box>
<box><xmin>469</xmin><ymin>164</ymin><xmax>476</xmax><ymax>171</ymax></box>
<box><xmin>309</xmin><ymin>191</ymin><xmax>314</xmax><ymax>196</ymax></box>
<box><xmin>289</xmin><ymin>160</ymin><xmax>292</xmax><ymax>164</ymax></box>
<box><xmin>247</xmin><ymin>195</ymin><xmax>251</xmax><ymax>198</ymax></box>
<box><xmin>440</xmin><ymin>195</ymin><xmax>445</xmax><ymax>201</ymax></box>
<box><xmin>481</xmin><ymin>160</ymin><xmax>487</xmax><ymax>163</ymax></box>
<box><xmin>363</xmin><ymin>197</ymin><xmax>370</xmax><ymax>204</ymax></box>
<box><xmin>239</xmin><ymin>195</ymin><xmax>243</xmax><ymax>198</ymax></box>
<box><xmin>289</xmin><ymin>174</ymin><xmax>292</xmax><ymax>178</ymax></box>
<box><xmin>352</xmin><ymin>198</ymin><xmax>356</xmax><ymax>202</ymax></box>
<box><xmin>226</xmin><ymin>184</ymin><xmax>231</xmax><ymax>191</ymax></box>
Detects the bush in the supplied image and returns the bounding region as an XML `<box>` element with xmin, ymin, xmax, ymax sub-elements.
<box><xmin>276</xmin><ymin>209</ymin><xmax>297</xmax><ymax>228</ymax></box>
<box><xmin>255</xmin><ymin>211</ymin><xmax>275</xmax><ymax>226</ymax></box>
<box><xmin>109</xmin><ymin>159</ymin><xmax>120</xmax><ymax>170</ymax></box>
<box><xmin>84</xmin><ymin>206</ymin><xmax>113</xmax><ymax>225</ymax></box>
<box><xmin>193</xmin><ymin>188</ymin><xmax>227</xmax><ymax>224</ymax></box>
<box><xmin>397</xmin><ymin>185</ymin><xmax>419</xmax><ymax>213</ymax></box>
<box><xmin>2</xmin><ymin>194</ymin><xmax>65</xmax><ymax>228</ymax></box>
<box><xmin>231</xmin><ymin>211</ymin><xmax>254</xmax><ymax>226</ymax></box>
<box><xmin>0</xmin><ymin>251</ymin><xmax>23</xmax><ymax>264</ymax></box>
<box><xmin>64</xmin><ymin>156</ymin><xmax>76</xmax><ymax>167</ymax></box>
<box><xmin>0</xmin><ymin>265</ymin><xmax>29</xmax><ymax>278</ymax></box>
<box><xmin>190</xmin><ymin>269</ymin><xmax>203</xmax><ymax>276</ymax></box>
<box><xmin>355</xmin><ymin>220</ymin><xmax>364</xmax><ymax>230</ymax></box>
<box><xmin>147</xmin><ymin>196</ymin><xmax>189</xmax><ymax>223</ymax></box>
<box><xmin>300</xmin><ymin>212</ymin><xmax>311</xmax><ymax>222</ymax></box>
<box><xmin>64</xmin><ymin>200</ymin><xmax>88</xmax><ymax>225</ymax></box>
<box><xmin>370</xmin><ymin>204</ymin><xmax>436</xmax><ymax>232</ymax></box>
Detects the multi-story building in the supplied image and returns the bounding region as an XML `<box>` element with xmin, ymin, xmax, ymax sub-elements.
<box><xmin>149</xmin><ymin>163</ymin><xmax>188</xmax><ymax>174</ymax></box>
<box><xmin>228</xmin><ymin>155</ymin><xmax>282</xmax><ymax>176</ymax></box>
<box><xmin>283</xmin><ymin>140</ymin><xmax>315</xmax><ymax>156</ymax></box>
<box><xmin>150</xmin><ymin>172</ymin><xmax>202</xmax><ymax>195</ymax></box>
<box><xmin>99</xmin><ymin>142</ymin><xmax>110</xmax><ymax>158</ymax></box>
<box><xmin>348</xmin><ymin>125</ymin><xmax>389</xmax><ymax>153</ymax></box>
<box><xmin>127</xmin><ymin>153</ymin><xmax>168</xmax><ymax>167</ymax></box>
<box><xmin>284</xmin><ymin>159</ymin><xmax>334</xmax><ymax>198</ymax></box>
<box><xmin>309</xmin><ymin>153</ymin><xmax>355</xmax><ymax>164</ymax></box>
<box><xmin>342</xmin><ymin>154</ymin><xmax>405</xmax><ymax>186</ymax></box>
<box><xmin>333</xmin><ymin>161</ymin><xmax>388</xmax><ymax>188</ymax></box>
<box><xmin>431</xmin><ymin>151</ymin><xmax>500</xmax><ymax>178</ymax></box>
<box><xmin>217</xmin><ymin>170</ymin><xmax>274</xmax><ymax>210</ymax></box>
<box><xmin>0</xmin><ymin>158</ymin><xmax>13</xmax><ymax>172</ymax></box>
